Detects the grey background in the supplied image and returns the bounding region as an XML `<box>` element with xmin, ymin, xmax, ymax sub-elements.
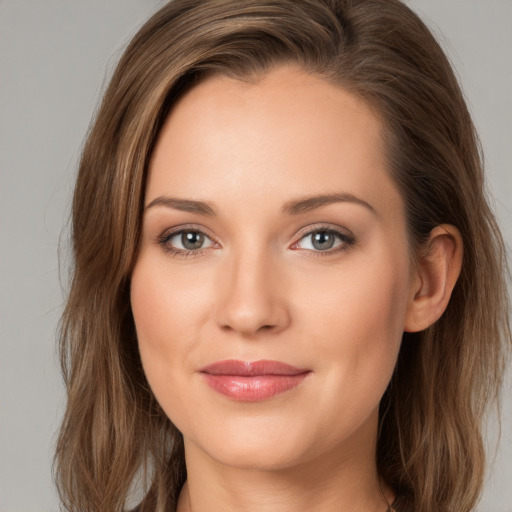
<box><xmin>0</xmin><ymin>0</ymin><xmax>510</xmax><ymax>510</ymax></box>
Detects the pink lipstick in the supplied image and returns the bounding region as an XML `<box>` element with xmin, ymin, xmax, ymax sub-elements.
<box><xmin>199</xmin><ymin>360</ymin><xmax>311</xmax><ymax>402</ymax></box>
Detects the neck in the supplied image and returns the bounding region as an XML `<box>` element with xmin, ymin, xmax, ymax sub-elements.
<box><xmin>177</xmin><ymin>428</ymin><xmax>394</xmax><ymax>512</ymax></box>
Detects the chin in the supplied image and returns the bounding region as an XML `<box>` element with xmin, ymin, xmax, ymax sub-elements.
<box><xmin>184</xmin><ymin>414</ymin><xmax>320</xmax><ymax>471</ymax></box>
<box><xmin>185</xmin><ymin>408</ymin><xmax>348</xmax><ymax>471</ymax></box>
<box><xmin>197</xmin><ymin>440</ymin><xmax>311</xmax><ymax>472</ymax></box>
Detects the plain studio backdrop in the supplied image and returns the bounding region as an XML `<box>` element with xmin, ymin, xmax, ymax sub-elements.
<box><xmin>0</xmin><ymin>1</ymin><xmax>510</xmax><ymax>511</ymax></box>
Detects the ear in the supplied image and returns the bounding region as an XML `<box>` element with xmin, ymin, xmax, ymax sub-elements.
<box><xmin>404</xmin><ymin>224</ymin><xmax>463</xmax><ymax>333</ymax></box>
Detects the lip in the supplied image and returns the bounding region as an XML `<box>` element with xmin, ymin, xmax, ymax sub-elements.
<box><xmin>199</xmin><ymin>360</ymin><xmax>311</xmax><ymax>402</ymax></box>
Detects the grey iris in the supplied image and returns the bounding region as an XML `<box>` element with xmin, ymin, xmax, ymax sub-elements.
<box><xmin>312</xmin><ymin>231</ymin><xmax>335</xmax><ymax>250</ymax></box>
<box><xmin>182</xmin><ymin>231</ymin><xmax>204</xmax><ymax>250</ymax></box>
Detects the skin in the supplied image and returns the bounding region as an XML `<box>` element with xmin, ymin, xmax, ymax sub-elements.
<box><xmin>130</xmin><ymin>64</ymin><xmax>463</xmax><ymax>512</ymax></box>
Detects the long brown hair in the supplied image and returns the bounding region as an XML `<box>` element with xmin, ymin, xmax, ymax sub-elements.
<box><xmin>54</xmin><ymin>1</ymin><xmax>511</xmax><ymax>511</ymax></box>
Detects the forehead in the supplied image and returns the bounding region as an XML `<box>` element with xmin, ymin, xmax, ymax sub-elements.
<box><xmin>147</xmin><ymin>65</ymin><xmax>403</xmax><ymax>221</ymax></box>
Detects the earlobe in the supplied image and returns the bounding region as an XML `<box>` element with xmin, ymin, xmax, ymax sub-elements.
<box><xmin>404</xmin><ymin>224</ymin><xmax>463</xmax><ymax>333</ymax></box>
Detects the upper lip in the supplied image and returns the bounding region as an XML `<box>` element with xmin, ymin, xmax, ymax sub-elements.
<box><xmin>199</xmin><ymin>359</ymin><xmax>310</xmax><ymax>376</ymax></box>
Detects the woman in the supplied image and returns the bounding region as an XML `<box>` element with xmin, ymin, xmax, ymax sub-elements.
<box><xmin>54</xmin><ymin>1</ymin><xmax>511</xmax><ymax>511</ymax></box>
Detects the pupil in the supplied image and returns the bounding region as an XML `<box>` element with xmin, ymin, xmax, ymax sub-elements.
<box><xmin>182</xmin><ymin>231</ymin><xmax>204</xmax><ymax>250</ymax></box>
<box><xmin>312</xmin><ymin>231</ymin><xmax>334</xmax><ymax>250</ymax></box>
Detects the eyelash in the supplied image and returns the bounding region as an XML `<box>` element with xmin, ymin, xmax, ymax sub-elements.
<box><xmin>157</xmin><ymin>225</ymin><xmax>356</xmax><ymax>258</ymax></box>
<box><xmin>157</xmin><ymin>225</ymin><xmax>218</xmax><ymax>258</ymax></box>
<box><xmin>291</xmin><ymin>225</ymin><xmax>356</xmax><ymax>256</ymax></box>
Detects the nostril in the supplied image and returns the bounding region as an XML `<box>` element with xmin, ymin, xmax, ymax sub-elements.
<box><xmin>220</xmin><ymin>322</ymin><xmax>276</xmax><ymax>335</ymax></box>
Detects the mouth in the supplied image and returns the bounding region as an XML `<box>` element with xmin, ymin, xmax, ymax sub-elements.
<box><xmin>199</xmin><ymin>360</ymin><xmax>311</xmax><ymax>402</ymax></box>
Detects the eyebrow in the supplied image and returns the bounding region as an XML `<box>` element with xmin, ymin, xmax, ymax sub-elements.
<box><xmin>145</xmin><ymin>192</ymin><xmax>376</xmax><ymax>217</ymax></box>
<box><xmin>145</xmin><ymin>196</ymin><xmax>217</xmax><ymax>216</ymax></box>
<box><xmin>282</xmin><ymin>193</ymin><xmax>376</xmax><ymax>216</ymax></box>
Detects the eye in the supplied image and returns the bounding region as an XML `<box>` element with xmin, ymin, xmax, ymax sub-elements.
<box><xmin>292</xmin><ymin>228</ymin><xmax>355</xmax><ymax>253</ymax></box>
<box><xmin>159</xmin><ymin>228</ymin><xmax>216</xmax><ymax>254</ymax></box>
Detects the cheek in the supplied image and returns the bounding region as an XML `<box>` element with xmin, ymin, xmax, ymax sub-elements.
<box><xmin>131</xmin><ymin>256</ymin><xmax>209</xmax><ymax>356</ymax></box>
<box><xmin>298</xmin><ymin>247</ymin><xmax>409</xmax><ymax>344</ymax></box>
<box><xmin>130</xmin><ymin>252</ymin><xmax>225</xmax><ymax>422</ymax></box>
<box><xmin>130</xmin><ymin>256</ymin><xmax>196</xmax><ymax>393</ymax></box>
<box><xmin>131</xmin><ymin>264</ymin><xmax>174</xmax><ymax>361</ymax></box>
<box><xmin>130</xmin><ymin>259</ymin><xmax>196</xmax><ymax>430</ymax></box>
<box><xmin>295</xmin><ymin>249</ymin><xmax>410</xmax><ymax>413</ymax></box>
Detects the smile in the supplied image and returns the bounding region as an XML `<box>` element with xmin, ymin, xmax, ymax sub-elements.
<box><xmin>199</xmin><ymin>360</ymin><xmax>311</xmax><ymax>402</ymax></box>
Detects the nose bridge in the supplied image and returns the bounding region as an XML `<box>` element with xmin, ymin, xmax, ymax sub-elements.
<box><xmin>216</xmin><ymin>241</ymin><xmax>289</xmax><ymax>336</ymax></box>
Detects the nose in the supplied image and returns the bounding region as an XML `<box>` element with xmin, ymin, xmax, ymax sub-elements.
<box><xmin>215</xmin><ymin>249</ymin><xmax>291</xmax><ymax>337</ymax></box>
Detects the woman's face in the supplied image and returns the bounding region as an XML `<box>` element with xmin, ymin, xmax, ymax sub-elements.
<box><xmin>131</xmin><ymin>65</ymin><xmax>417</xmax><ymax>471</ymax></box>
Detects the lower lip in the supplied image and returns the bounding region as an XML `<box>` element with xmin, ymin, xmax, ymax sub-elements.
<box><xmin>201</xmin><ymin>373</ymin><xmax>310</xmax><ymax>402</ymax></box>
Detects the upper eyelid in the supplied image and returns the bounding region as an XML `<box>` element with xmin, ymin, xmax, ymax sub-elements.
<box><xmin>290</xmin><ymin>224</ymin><xmax>356</xmax><ymax>251</ymax></box>
<box><xmin>159</xmin><ymin>224</ymin><xmax>216</xmax><ymax>241</ymax></box>
<box><xmin>158</xmin><ymin>223</ymin><xmax>351</xmax><ymax>237</ymax></box>
<box><xmin>293</xmin><ymin>223</ymin><xmax>353</xmax><ymax>240</ymax></box>
<box><xmin>156</xmin><ymin>223</ymin><xmax>354</xmax><ymax>249</ymax></box>
<box><xmin>166</xmin><ymin>229</ymin><xmax>215</xmax><ymax>244</ymax></box>
<box><xmin>157</xmin><ymin>227</ymin><xmax>217</xmax><ymax>257</ymax></box>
